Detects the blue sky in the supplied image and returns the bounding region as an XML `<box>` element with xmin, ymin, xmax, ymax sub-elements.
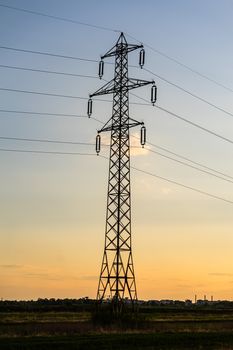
<box><xmin>0</xmin><ymin>0</ymin><xmax>233</xmax><ymax>300</ymax></box>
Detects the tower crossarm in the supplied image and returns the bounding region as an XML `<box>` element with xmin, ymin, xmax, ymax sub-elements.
<box><xmin>127</xmin><ymin>78</ymin><xmax>154</xmax><ymax>91</ymax></box>
<box><xmin>90</xmin><ymin>78</ymin><xmax>154</xmax><ymax>98</ymax></box>
<box><xmin>101</xmin><ymin>32</ymin><xmax>143</xmax><ymax>59</ymax></box>
<box><xmin>89</xmin><ymin>79</ymin><xmax>115</xmax><ymax>98</ymax></box>
<box><xmin>101</xmin><ymin>44</ymin><xmax>143</xmax><ymax>59</ymax></box>
<box><xmin>98</xmin><ymin>117</ymin><xmax>144</xmax><ymax>133</ymax></box>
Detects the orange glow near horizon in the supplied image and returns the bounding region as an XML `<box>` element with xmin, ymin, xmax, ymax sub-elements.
<box><xmin>1</xmin><ymin>223</ymin><xmax>232</xmax><ymax>301</ymax></box>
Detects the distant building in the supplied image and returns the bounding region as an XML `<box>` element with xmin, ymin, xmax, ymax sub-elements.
<box><xmin>160</xmin><ymin>299</ymin><xmax>174</xmax><ymax>305</ymax></box>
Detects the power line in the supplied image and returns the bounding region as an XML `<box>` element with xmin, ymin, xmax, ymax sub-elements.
<box><xmin>0</xmin><ymin>136</ymin><xmax>93</xmax><ymax>146</ymax></box>
<box><xmin>1</xmin><ymin>50</ymin><xmax>232</xmax><ymax>135</ymax></box>
<box><xmin>131</xmin><ymin>165</ymin><xmax>233</xmax><ymax>206</ymax></box>
<box><xmin>0</xmin><ymin>3</ymin><xmax>120</xmax><ymax>33</ymax></box>
<box><xmin>0</xmin><ymin>109</ymin><xmax>87</xmax><ymax>118</ymax></box>
<box><xmin>136</xmin><ymin>138</ymin><xmax>233</xmax><ymax>180</ymax></box>
<box><xmin>0</xmin><ymin>87</ymin><xmax>114</xmax><ymax>103</ymax></box>
<box><xmin>97</xmin><ymin>155</ymin><xmax>233</xmax><ymax>205</ymax></box>
<box><xmin>1</xmin><ymin>134</ymin><xmax>233</xmax><ymax>184</ymax></box>
<box><xmin>155</xmin><ymin>104</ymin><xmax>233</xmax><ymax>145</ymax></box>
<box><xmin>125</xmin><ymin>32</ymin><xmax>233</xmax><ymax>94</ymax></box>
<box><xmin>131</xmin><ymin>92</ymin><xmax>233</xmax><ymax>145</ymax></box>
<box><xmin>0</xmin><ymin>45</ymin><xmax>99</xmax><ymax>63</ymax></box>
<box><xmin>146</xmin><ymin>148</ymin><xmax>233</xmax><ymax>184</ymax></box>
<box><xmin>91</xmin><ymin>120</ymin><xmax>233</xmax><ymax>181</ymax></box>
<box><xmin>0</xmin><ymin>87</ymin><xmax>97</xmax><ymax>101</ymax></box>
<box><xmin>143</xmin><ymin>67</ymin><xmax>233</xmax><ymax>120</ymax></box>
<box><xmin>1</xmin><ymin>109</ymin><xmax>231</xmax><ymax>180</ymax></box>
<box><xmin>0</xmin><ymin>146</ymin><xmax>232</xmax><ymax>206</ymax></box>
<box><xmin>1</xmin><ymin>87</ymin><xmax>233</xmax><ymax>146</ymax></box>
<box><xmin>0</xmin><ymin>147</ymin><xmax>96</xmax><ymax>156</ymax></box>
<box><xmin>2</xmin><ymin>63</ymin><xmax>233</xmax><ymax>122</ymax></box>
<box><xmin>0</xmin><ymin>109</ymin><xmax>107</xmax><ymax>124</ymax></box>
<box><xmin>1</xmin><ymin>46</ymin><xmax>232</xmax><ymax>134</ymax></box>
<box><xmin>91</xmin><ymin>116</ymin><xmax>104</xmax><ymax>124</ymax></box>
<box><xmin>0</xmin><ymin>64</ymin><xmax>99</xmax><ymax>79</ymax></box>
<box><xmin>0</xmin><ymin>52</ymin><xmax>233</xmax><ymax>130</ymax></box>
<box><xmin>2</xmin><ymin>62</ymin><xmax>233</xmax><ymax>125</ymax></box>
<box><xmin>1</xmin><ymin>2</ymin><xmax>232</xmax><ymax>94</ymax></box>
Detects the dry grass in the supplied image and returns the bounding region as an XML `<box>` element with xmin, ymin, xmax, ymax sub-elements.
<box><xmin>0</xmin><ymin>310</ymin><xmax>233</xmax><ymax>349</ymax></box>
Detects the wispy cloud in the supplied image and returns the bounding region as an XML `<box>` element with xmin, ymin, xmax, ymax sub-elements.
<box><xmin>161</xmin><ymin>187</ymin><xmax>172</xmax><ymax>195</ymax></box>
<box><xmin>24</xmin><ymin>272</ymin><xmax>65</xmax><ymax>281</ymax></box>
<box><xmin>1</xmin><ymin>263</ymin><xmax>97</xmax><ymax>282</ymax></box>
<box><xmin>209</xmin><ymin>272</ymin><xmax>233</xmax><ymax>277</ymax></box>
<box><xmin>98</xmin><ymin>132</ymin><xmax>150</xmax><ymax>157</ymax></box>
<box><xmin>131</xmin><ymin>132</ymin><xmax>150</xmax><ymax>156</ymax></box>
<box><xmin>0</xmin><ymin>264</ymin><xmax>23</xmax><ymax>269</ymax></box>
<box><xmin>78</xmin><ymin>275</ymin><xmax>97</xmax><ymax>281</ymax></box>
<box><xmin>176</xmin><ymin>284</ymin><xmax>193</xmax><ymax>289</ymax></box>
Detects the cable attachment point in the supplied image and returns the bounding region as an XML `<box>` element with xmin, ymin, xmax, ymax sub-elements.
<box><xmin>151</xmin><ymin>82</ymin><xmax>157</xmax><ymax>106</ymax></box>
<box><xmin>98</xmin><ymin>60</ymin><xmax>104</xmax><ymax>79</ymax></box>
<box><xmin>96</xmin><ymin>132</ymin><xmax>101</xmax><ymax>155</ymax></box>
<box><xmin>87</xmin><ymin>97</ymin><xmax>93</xmax><ymax>118</ymax></box>
<box><xmin>140</xmin><ymin>124</ymin><xmax>146</xmax><ymax>148</ymax></box>
<box><xmin>139</xmin><ymin>48</ymin><xmax>145</xmax><ymax>68</ymax></box>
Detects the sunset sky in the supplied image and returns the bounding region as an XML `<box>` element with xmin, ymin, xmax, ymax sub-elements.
<box><xmin>1</xmin><ymin>0</ymin><xmax>233</xmax><ymax>301</ymax></box>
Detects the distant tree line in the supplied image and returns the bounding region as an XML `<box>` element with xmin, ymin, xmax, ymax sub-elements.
<box><xmin>0</xmin><ymin>298</ymin><xmax>233</xmax><ymax>312</ymax></box>
<box><xmin>0</xmin><ymin>297</ymin><xmax>95</xmax><ymax>312</ymax></box>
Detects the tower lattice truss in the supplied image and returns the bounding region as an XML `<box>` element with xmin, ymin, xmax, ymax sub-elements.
<box><xmin>88</xmin><ymin>32</ymin><xmax>156</xmax><ymax>311</ymax></box>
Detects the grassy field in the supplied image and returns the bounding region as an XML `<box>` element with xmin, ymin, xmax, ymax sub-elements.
<box><xmin>1</xmin><ymin>333</ymin><xmax>233</xmax><ymax>350</ymax></box>
<box><xmin>0</xmin><ymin>311</ymin><xmax>90</xmax><ymax>323</ymax></box>
<box><xmin>0</xmin><ymin>309</ymin><xmax>233</xmax><ymax>349</ymax></box>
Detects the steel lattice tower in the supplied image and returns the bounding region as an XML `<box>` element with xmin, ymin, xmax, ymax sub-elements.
<box><xmin>88</xmin><ymin>32</ymin><xmax>156</xmax><ymax>313</ymax></box>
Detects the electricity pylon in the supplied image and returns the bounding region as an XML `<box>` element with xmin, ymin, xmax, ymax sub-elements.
<box><xmin>88</xmin><ymin>32</ymin><xmax>156</xmax><ymax>313</ymax></box>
